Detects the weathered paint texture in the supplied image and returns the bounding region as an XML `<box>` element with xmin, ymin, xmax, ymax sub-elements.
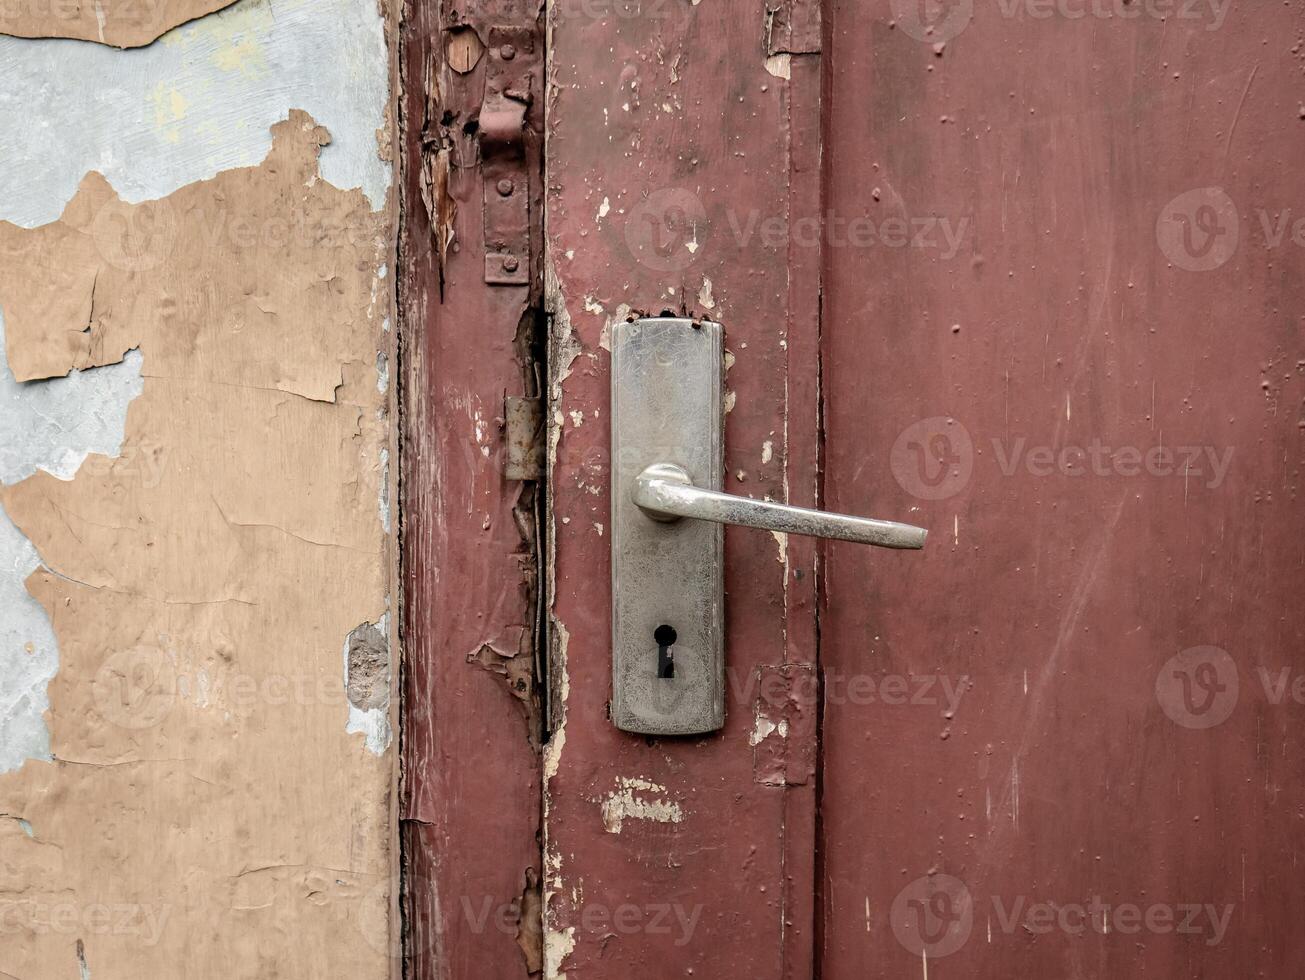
<box><xmin>0</xmin><ymin>0</ymin><xmax>239</xmax><ymax>48</ymax></box>
<box><xmin>819</xmin><ymin>4</ymin><xmax>1305</xmax><ymax>978</ymax></box>
<box><xmin>0</xmin><ymin>321</ymin><xmax>143</xmax><ymax>771</ymax></box>
<box><xmin>0</xmin><ymin>0</ymin><xmax>392</xmax><ymax>768</ymax></box>
<box><xmin>0</xmin><ymin>0</ymin><xmax>390</xmax><ymax>230</ymax></box>
<box><xmin>542</xmin><ymin>0</ymin><xmax>825</xmax><ymax>971</ymax></box>
<box><xmin>399</xmin><ymin>0</ymin><xmax>548</xmax><ymax>974</ymax></box>
<box><xmin>0</xmin><ymin>108</ymin><xmax>398</xmax><ymax>977</ymax></box>
<box><xmin>0</xmin><ymin>0</ymin><xmax>398</xmax><ymax>974</ymax></box>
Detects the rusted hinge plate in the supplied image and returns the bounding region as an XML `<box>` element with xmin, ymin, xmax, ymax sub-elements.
<box><xmin>482</xmin><ymin>26</ymin><xmax>536</xmax><ymax>285</ymax></box>
<box><xmin>504</xmin><ymin>395</ymin><xmax>544</xmax><ymax>480</ymax></box>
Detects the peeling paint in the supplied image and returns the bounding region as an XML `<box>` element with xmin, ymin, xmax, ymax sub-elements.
<box><xmin>0</xmin><ymin>316</ymin><xmax>143</xmax><ymax>772</ymax></box>
<box><xmin>0</xmin><ymin>0</ymin><xmax>239</xmax><ymax>48</ymax></box>
<box><xmin>749</xmin><ymin>714</ymin><xmax>788</xmax><ymax>747</ymax></box>
<box><xmin>599</xmin><ymin>777</ymin><xmax>684</xmax><ymax>834</ymax></box>
<box><xmin>771</xmin><ymin>529</ymin><xmax>787</xmax><ymax>564</ymax></box>
<box><xmin>0</xmin><ymin>0</ymin><xmax>390</xmax><ymax>230</ymax></box>
<box><xmin>697</xmin><ymin>275</ymin><xmax>715</xmax><ymax>310</ymax></box>
<box><xmin>344</xmin><ymin>615</ymin><xmax>392</xmax><ymax>754</ymax></box>
<box><xmin>0</xmin><ymin>108</ymin><xmax>395</xmax><ymax>975</ymax></box>
<box><xmin>764</xmin><ymin>53</ymin><xmax>791</xmax><ymax>79</ymax></box>
<box><xmin>544</xmin><ymin>924</ymin><xmax>575</xmax><ymax>980</ymax></box>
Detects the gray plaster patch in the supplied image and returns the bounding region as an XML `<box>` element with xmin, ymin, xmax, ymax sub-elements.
<box><xmin>0</xmin><ymin>0</ymin><xmax>391</xmax><ymax>229</ymax></box>
<box><xmin>343</xmin><ymin>614</ymin><xmax>391</xmax><ymax>754</ymax></box>
<box><xmin>0</xmin><ymin>313</ymin><xmax>144</xmax><ymax>772</ymax></box>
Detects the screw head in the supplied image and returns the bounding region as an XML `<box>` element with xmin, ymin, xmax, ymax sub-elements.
<box><xmin>496</xmin><ymin>178</ymin><xmax>515</xmax><ymax>196</ymax></box>
<box><xmin>499</xmin><ymin>44</ymin><xmax>516</xmax><ymax>60</ymax></box>
<box><xmin>502</xmin><ymin>255</ymin><xmax>520</xmax><ymax>272</ymax></box>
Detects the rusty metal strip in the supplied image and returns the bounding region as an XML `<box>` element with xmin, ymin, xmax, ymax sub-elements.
<box><xmin>482</xmin><ymin>27</ymin><xmax>536</xmax><ymax>285</ymax></box>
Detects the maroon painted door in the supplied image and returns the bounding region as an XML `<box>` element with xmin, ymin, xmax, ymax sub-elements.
<box><xmin>543</xmin><ymin>0</ymin><xmax>825</xmax><ymax>973</ymax></box>
<box><xmin>406</xmin><ymin>0</ymin><xmax>1304</xmax><ymax>975</ymax></box>
<box><xmin>818</xmin><ymin>2</ymin><xmax>1305</xmax><ymax>977</ymax></box>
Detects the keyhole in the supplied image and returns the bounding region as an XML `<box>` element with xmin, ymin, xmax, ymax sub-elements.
<box><xmin>654</xmin><ymin>624</ymin><xmax>677</xmax><ymax>679</ymax></box>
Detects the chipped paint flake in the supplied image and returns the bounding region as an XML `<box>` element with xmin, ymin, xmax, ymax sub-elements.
<box><xmin>544</xmin><ymin>924</ymin><xmax>575</xmax><ymax>979</ymax></box>
<box><xmin>599</xmin><ymin>777</ymin><xmax>684</xmax><ymax>834</ymax></box>
<box><xmin>764</xmin><ymin>54</ymin><xmax>792</xmax><ymax>79</ymax></box>
<box><xmin>698</xmin><ymin>276</ymin><xmax>715</xmax><ymax>310</ymax></box>
<box><xmin>770</xmin><ymin>529</ymin><xmax>788</xmax><ymax>564</ymax></box>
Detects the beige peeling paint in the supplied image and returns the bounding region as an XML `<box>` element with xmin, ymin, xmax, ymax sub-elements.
<box><xmin>0</xmin><ymin>112</ymin><xmax>397</xmax><ymax>977</ymax></box>
<box><xmin>0</xmin><ymin>0</ymin><xmax>240</xmax><ymax>48</ymax></box>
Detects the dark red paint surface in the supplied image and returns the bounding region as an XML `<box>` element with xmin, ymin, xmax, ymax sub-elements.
<box><xmin>820</xmin><ymin>3</ymin><xmax>1305</xmax><ymax>977</ymax></box>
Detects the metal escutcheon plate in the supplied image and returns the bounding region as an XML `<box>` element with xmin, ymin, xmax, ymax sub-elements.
<box><xmin>610</xmin><ymin>317</ymin><xmax>724</xmax><ymax>734</ymax></box>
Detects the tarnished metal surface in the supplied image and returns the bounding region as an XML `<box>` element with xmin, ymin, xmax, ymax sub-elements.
<box><xmin>634</xmin><ymin>462</ymin><xmax>928</xmax><ymax>549</ymax></box>
<box><xmin>481</xmin><ymin>26</ymin><xmax>535</xmax><ymax>286</ymax></box>
<box><xmin>610</xmin><ymin>318</ymin><xmax>724</xmax><ymax>734</ymax></box>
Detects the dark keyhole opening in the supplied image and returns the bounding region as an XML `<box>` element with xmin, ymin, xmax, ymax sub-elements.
<box><xmin>654</xmin><ymin>625</ymin><xmax>677</xmax><ymax>679</ymax></box>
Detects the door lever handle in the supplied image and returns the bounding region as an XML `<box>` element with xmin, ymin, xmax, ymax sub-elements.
<box><xmin>611</xmin><ymin>317</ymin><xmax>928</xmax><ymax>735</ymax></box>
<box><xmin>633</xmin><ymin>463</ymin><xmax>927</xmax><ymax>550</ymax></box>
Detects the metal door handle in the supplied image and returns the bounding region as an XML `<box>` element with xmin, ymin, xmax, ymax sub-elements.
<box><xmin>633</xmin><ymin>463</ymin><xmax>927</xmax><ymax>549</ymax></box>
<box><xmin>610</xmin><ymin>317</ymin><xmax>927</xmax><ymax>735</ymax></box>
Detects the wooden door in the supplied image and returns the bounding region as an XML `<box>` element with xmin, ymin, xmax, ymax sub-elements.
<box><xmin>543</xmin><ymin>0</ymin><xmax>826</xmax><ymax>973</ymax></box>
<box><xmin>819</xmin><ymin>2</ymin><xmax>1305</xmax><ymax>977</ymax></box>
<box><xmin>406</xmin><ymin>0</ymin><xmax>1305</xmax><ymax>976</ymax></box>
